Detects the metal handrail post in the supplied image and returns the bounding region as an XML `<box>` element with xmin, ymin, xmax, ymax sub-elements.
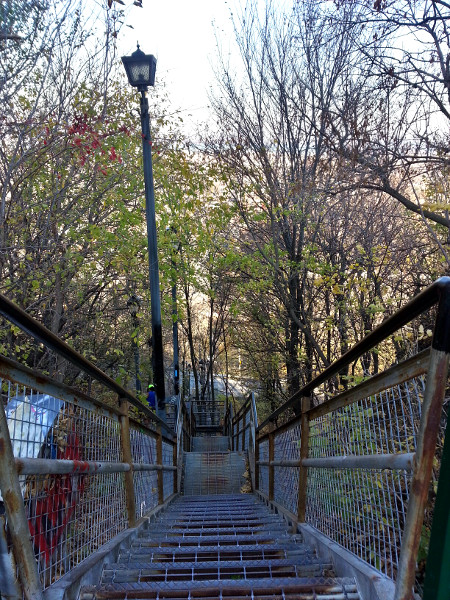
<box><xmin>268</xmin><ymin>423</ymin><xmax>275</xmax><ymax>501</ymax></box>
<box><xmin>423</xmin><ymin>404</ymin><xmax>450</xmax><ymax>600</ymax></box>
<box><xmin>173</xmin><ymin>442</ymin><xmax>178</xmax><ymax>494</ymax></box>
<box><xmin>251</xmin><ymin>391</ymin><xmax>258</xmax><ymax>427</ymax></box>
<box><xmin>119</xmin><ymin>398</ymin><xmax>136</xmax><ymax>528</ymax></box>
<box><xmin>254</xmin><ymin>435</ymin><xmax>260</xmax><ymax>492</ymax></box>
<box><xmin>156</xmin><ymin>425</ymin><xmax>164</xmax><ymax>504</ymax></box>
<box><xmin>297</xmin><ymin>397</ymin><xmax>311</xmax><ymax>523</ymax></box>
<box><xmin>394</xmin><ymin>287</ymin><xmax>450</xmax><ymax>600</ymax></box>
<box><xmin>0</xmin><ymin>400</ymin><xmax>44</xmax><ymax>600</ymax></box>
<box><xmin>175</xmin><ymin>399</ymin><xmax>184</xmax><ymax>494</ymax></box>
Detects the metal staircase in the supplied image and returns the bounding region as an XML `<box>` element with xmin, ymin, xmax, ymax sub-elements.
<box><xmin>1</xmin><ymin>279</ymin><xmax>450</xmax><ymax>599</ymax></box>
<box><xmin>80</xmin><ymin>455</ymin><xmax>361</xmax><ymax>600</ymax></box>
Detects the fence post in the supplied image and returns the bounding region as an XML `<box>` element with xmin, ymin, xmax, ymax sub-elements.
<box><xmin>394</xmin><ymin>346</ymin><xmax>450</xmax><ymax>597</ymax></box>
<box><xmin>423</xmin><ymin>407</ymin><xmax>450</xmax><ymax>600</ymax></box>
<box><xmin>156</xmin><ymin>425</ymin><xmax>164</xmax><ymax>504</ymax></box>
<box><xmin>268</xmin><ymin>423</ymin><xmax>275</xmax><ymax>501</ymax></box>
<box><xmin>242</xmin><ymin>414</ymin><xmax>246</xmax><ymax>451</ymax></box>
<box><xmin>189</xmin><ymin>403</ymin><xmax>194</xmax><ymax>450</ymax></box>
<box><xmin>0</xmin><ymin>400</ymin><xmax>44</xmax><ymax>600</ymax></box>
<box><xmin>254</xmin><ymin>435</ymin><xmax>260</xmax><ymax>492</ymax></box>
<box><xmin>297</xmin><ymin>396</ymin><xmax>311</xmax><ymax>523</ymax></box>
<box><xmin>173</xmin><ymin>441</ymin><xmax>178</xmax><ymax>494</ymax></box>
<box><xmin>119</xmin><ymin>398</ymin><xmax>136</xmax><ymax>528</ymax></box>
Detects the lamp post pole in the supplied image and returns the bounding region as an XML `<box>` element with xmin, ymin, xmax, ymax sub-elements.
<box><xmin>172</xmin><ymin>258</ymin><xmax>180</xmax><ymax>392</ymax></box>
<box><xmin>140</xmin><ymin>90</ymin><xmax>166</xmax><ymax>420</ymax></box>
<box><xmin>121</xmin><ymin>46</ymin><xmax>166</xmax><ymax>421</ymax></box>
<box><xmin>127</xmin><ymin>294</ymin><xmax>142</xmax><ymax>395</ymax></box>
<box><xmin>170</xmin><ymin>232</ymin><xmax>180</xmax><ymax>400</ymax></box>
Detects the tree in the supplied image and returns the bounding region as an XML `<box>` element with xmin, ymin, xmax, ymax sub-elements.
<box><xmin>209</xmin><ymin>0</ymin><xmax>363</xmax><ymax>398</ymax></box>
<box><xmin>326</xmin><ymin>0</ymin><xmax>450</xmax><ymax>233</ymax></box>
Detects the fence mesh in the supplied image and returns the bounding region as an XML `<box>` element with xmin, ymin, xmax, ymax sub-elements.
<box><xmin>0</xmin><ymin>378</ymin><xmax>168</xmax><ymax>590</ymax></box>
<box><xmin>273</xmin><ymin>421</ymin><xmax>301</xmax><ymax>515</ymax></box>
<box><xmin>131</xmin><ymin>427</ymin><xmax>158</xmax><ymax>519</ymax></box>
<box><xmin>305</xmin><ymin>376</ymin><xmax>425</xmax><ymax>580</ymax></box>
<box><xmin>0</xmin><ymin>380</ymin><xmax>129</xmax><ymax>589</ymax></box>
<box><xmin>309</xmin><ymin>378</ymin><xmax>425</xmax><ymax>459</ymax></box>
<box><xmin>24</xmin><ymin>471</ymin><xmax>127</xmax><ymax>588</ymax></box>
<box><xmin>162</xmin><ymin>439</ymin><xmax>174</xmax><ymax>500</ymax></box>
<box><xmin>258</xmin><ymin>438</ymin><xmax>269</xmax><ymax>495</ymax></box>
<box><xmin>306</xmin><ymin>466</ymin><xmax>410</xmax><ymax>579</ymax></box>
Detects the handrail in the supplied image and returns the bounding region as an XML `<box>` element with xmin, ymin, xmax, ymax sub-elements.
<box><xmin>252</xmin><ymin>276</ymin><xmax>450</xmax><ymax>600</ymax></box>
<box><xmin>0</xmin><ymin>352</ymin><xmax>176</xmax><ymax>444</ymax></box>
<box><xmin>232</xmin><ymin>392</ymin><xmax>252</xmax><ymax>423</ymax></box>
<box><xmin>257</xmin><ymin>276</ymin><xmax>450</xmax><ymax>431</ymax></box>
<box><xmin>0</xmin><ymin>355</ymin><xmax>178</xmax><ymax>597</ymax></box>
<box><xmin>0</xmin><ymin>292</ymin><xmax>173</xmax><ymax>435</ymax></box>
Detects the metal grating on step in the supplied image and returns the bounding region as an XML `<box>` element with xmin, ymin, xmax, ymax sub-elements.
<box><xmin>101</xmin><ymin>559</ymin><xmax>333</xmax><ymax>583</ymax></box>
<box><xmin>120</xmin><ymin>546</ymin><xmax>312</xmax><ymax>565</ymax></box>
<box><xmin>81</xmin><ymin>490</ymin><xmax>361</xmax><ymax>600</ymax></box>
<box><xmin>83</xmin><ymin>577</ymin><xmax>360</xmax><ymax>599</ymax></box>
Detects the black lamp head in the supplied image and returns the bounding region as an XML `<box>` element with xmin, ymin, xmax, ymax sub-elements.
<box><xmin>122</xmin><ymin>44</ymin><xmax>157</xmax><ymax>91</ymax></box>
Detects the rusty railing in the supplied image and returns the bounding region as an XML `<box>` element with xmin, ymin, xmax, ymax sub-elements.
<box><xmin>0</xmin><ymin>294</ymin><xmax>178</xmax><ymax>598</ymax></box>
<box><xmin>251</xmin><ymin>277</ymin><xmax>450</xmax><ymax>600</ymax></box>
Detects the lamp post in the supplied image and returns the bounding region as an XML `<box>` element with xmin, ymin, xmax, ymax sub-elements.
<box><xmin>127</xmin><ymin>294</ymin><xmax>141</xmax><ymax>395</ymax></box>
<box><xmin>172</xmin><ymin>274</ymin><xmax>180</xmax><ymax>398</ymax></box>
<box><xmin>122</xmin><ymin>45</ymin><xmax>166</xmax><ymax>421</ymax></box>
<box><xmin>169</xmin><ymin>228</ymin><xmax>181</xmax><ymax>400</ymax></box>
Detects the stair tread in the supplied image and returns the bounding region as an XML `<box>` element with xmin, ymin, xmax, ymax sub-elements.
<box><xmin>124</xmin><ymin>542</ymin><xmax>312</xmax><ymax>555</ymax></box>
<box><xmin>84</xmin><ymin>575</ymin><xmax>359</xmax><ymax>592</ymax></box>
<box><xmin>146</xmin><ymin>525</ymin><xmax>282</xmax><ymax>532</ymax></box>
<box><xmin>105</xmin><ymin>558</ymin><xmax>328</xmax><ymax>570</ymax></box>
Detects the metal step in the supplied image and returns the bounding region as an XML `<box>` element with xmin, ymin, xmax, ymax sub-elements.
<box><xmin>120</xmin><ymin>545</ymin><xmax>313</xmax><ymax>565</ymax></box>
<box><xmin>100</xmin><ymin>564</ymin><xmax>334</xmax><ymax>584</ymax></box>
<box><xmin>81</xmin><ymin>577</ymin><xmax>360</xmax><ymax>599</ymax></box>
<box><xmin>80</xmin><ymin>493</ymin><xmax>361</xmax><ymax>600</ymax></box>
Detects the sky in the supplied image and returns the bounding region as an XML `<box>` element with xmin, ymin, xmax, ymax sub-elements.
<box><xmin>117</xmin><ymin>0</ymin><xmax>242</xmax><ymax>135</ymax></box>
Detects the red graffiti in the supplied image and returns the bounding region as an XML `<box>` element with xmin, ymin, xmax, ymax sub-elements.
<box><xmin>27</xmin><ymin>430</ymin><xmax>85</xmax><ymax>565</ymax></box>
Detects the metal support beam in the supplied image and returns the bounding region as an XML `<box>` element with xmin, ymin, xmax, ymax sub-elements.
<box><xmin>301</xmin><ymin>453</ymin><xmax>415</xmax><ymax>471</ymax></box>
<box><xmin>257</xmin><ymin>452</ymin><xmax>415</xmax><ymax>471</ymax></box>
<box><xmin>0</xmin><ymin>514</ymin><xmax>21</xmax><ymax>599</ymax></box>
<box><xmin>173</xmin><ymin>442</ymin><xmax>178</xmax><ymax>494</ymax></box>
<box><xmin>254</xmin><ymin>436</ymin><xmax>260</xmax><ymax>492</ymax></box>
